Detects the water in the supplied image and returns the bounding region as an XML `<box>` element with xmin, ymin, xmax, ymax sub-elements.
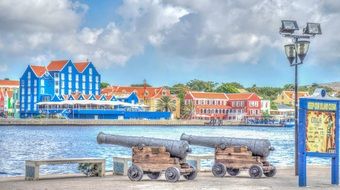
<box><xmin>0</xmin><ymin>125</ymin><xmax>332</xmax><ymax>176</ymax></box>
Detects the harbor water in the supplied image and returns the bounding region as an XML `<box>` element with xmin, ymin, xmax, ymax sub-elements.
<box><xmin>0</xmin><ymin>125</ymin><xmax>333</xmax><ymax>176</ymax></box>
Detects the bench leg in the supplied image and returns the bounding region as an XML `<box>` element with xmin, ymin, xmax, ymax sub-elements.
<box><xmin>98</xmin><ymin>162</ymin><xmax>105</xmax><ymax>177</ymax></box>
<box><xmin>25</xmin><ymin>165</ymin><xmax>39</xmax><ymax>180</ymax></box>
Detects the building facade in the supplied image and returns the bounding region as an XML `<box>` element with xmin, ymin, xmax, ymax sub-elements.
<box><xmin>102</xmin><ymin>86</ymin><xmax>180</xmax><ymax>119</ymax></box>
<box><xmin>0</xmin><ymin>80</ymin><xmax>20</xmax><ymax>118</ymax></box>
<box><xmin>260</xmin><ymin>99</ymin><xmax>271</xmax><ymax>114</ymax></box>
<box><xmin>19</xmin><ymin>60</ymin><xmax>101</xmax><ymax>118</ymax></box>
<box><xmin>274</xmin><ymin>90</ymin><xmax>309</xmax><ymax>107</ymax></box>
<box><xmin>184</xmin><ymin>91</ymin><xmax>262</xmax><ymax>120</ymax></box>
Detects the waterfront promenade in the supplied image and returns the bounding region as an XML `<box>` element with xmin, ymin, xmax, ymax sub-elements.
<box><xmin>0</xmin><ymin>166</ymin><xmax>338</xmax><ymax>190</ymax></box>
<box><xmin>0</xmin><ymin>118</ymin><xmax>284</xmax><ymax>127</ymax></box>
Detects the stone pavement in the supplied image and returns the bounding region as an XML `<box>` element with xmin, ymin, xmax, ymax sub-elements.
<box><xmin>0</xmin><ymin>167</ymin><xmax>338</xmax><ymax>190</ymax></box>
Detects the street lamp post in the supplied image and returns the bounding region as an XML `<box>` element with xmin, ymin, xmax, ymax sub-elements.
<box><xmin>279</xmin><ymin>20</ymin><xmax>321</xmax><ymax>176</ymax></box>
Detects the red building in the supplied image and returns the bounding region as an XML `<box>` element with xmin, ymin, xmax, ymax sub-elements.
<box><xmin>184</xmin><ymin>91</ymin><xmax>262</xmax><ymax>120</ymax></box>
<box><xmin>184</xmin><ymin>91</ymin><xmax>229</xmax><ymax>119</ymax></box>
<box><xmin>225</xmin><ymin>93</ymin><xmax>262</xmax><ymax>120</ymax></box>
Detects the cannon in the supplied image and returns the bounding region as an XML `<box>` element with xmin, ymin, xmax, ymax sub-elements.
<box><xmin>180</xmin><ymin>133</ymin><xmax>276</xmax><ymax>179</ymax></box>
<box><xmin>97</xmin><ymin>132</ymin><xmax>197</xmax><ymax>182</ymax></box>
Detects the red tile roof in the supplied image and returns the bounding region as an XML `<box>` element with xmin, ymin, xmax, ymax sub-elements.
<box><xmin>225</xmin><ymin>93</ymin><xmax>254</xmax><ymax>100</ymax></box>
<box><xmin>102</xmin><ymin>86</ymin><xmax>171</xmax><ymax>99</ymax></box>
<box><xmin>30</xmin><ymin>65</ymin><xmax>47</xmax><ymax>77</ymax></box>
<box><xmin>47</xmin><ymin>60</ymin><xmax>68</xmax><ymax>71</ymax></box>
<box><xmin>189</xmin><ymin>91</ymin><xmax>228</xmax><ymax>99</ymax></box>
<box><xmin>283</xmin><ymin>91</ymin><xmax>309</xmax><ymax>100</ymax></box>
<box><xmin>74</xmin><ymin>62</ymin><xmax>90</xmax><ymax>73</ymax></box>
<box><xmin>0</xmin><ymin>80</ymin><xmax>19</xmax><ymax>87</ymax></box>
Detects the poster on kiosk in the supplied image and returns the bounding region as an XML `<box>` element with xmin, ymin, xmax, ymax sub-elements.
<box><xmin>298</xmin><ymin>89</ymin><xmax>339</xmax><ymax>187</ymax></box>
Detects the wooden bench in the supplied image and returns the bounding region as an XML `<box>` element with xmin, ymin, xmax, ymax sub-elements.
<box><xmin>25</xmin><ymin>158</ymin><xmax>106</xmax><ymax>180</ymax></box>
<box><xmin>112</xmin><ymin>154</ymin><xmax>214</xmax><ymax>175</ymax></box>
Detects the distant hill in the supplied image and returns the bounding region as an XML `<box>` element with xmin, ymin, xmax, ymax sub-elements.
<box><xmin>319</xmin><ymin>82</ymin><xmax>340</xmax><ymax>92</ymax></box>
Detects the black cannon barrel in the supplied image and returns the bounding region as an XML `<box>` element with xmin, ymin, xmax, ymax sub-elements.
<box><xmin>97</xmin><ymin>132</ymin><xmax>191</xmax><ymax>159</ymax></box>
<box><xmin>180</xmin><ymin>133</ymin><xmax>274</xmax><ymax>157</ymax></box>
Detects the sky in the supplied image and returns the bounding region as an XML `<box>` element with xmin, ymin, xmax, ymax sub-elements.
<box><xmin>0</xmin><ymin>0</ymin><xmax>339</xmax><ymax>87</ymax></box>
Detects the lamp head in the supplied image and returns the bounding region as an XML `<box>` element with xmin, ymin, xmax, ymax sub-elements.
<box><xmin>280</xmin><ymin>20</ymin><xmax>299</xmax><ymax>34</ymax></box>
<box><xmin>284</xmin><ymin>44</ymin><xmax>296</xmax><ymax>64</ymax></box>
<box><xmin>303</xmin><ymin>23</ymin><xmax>322</xmax><ymax>35</ymax></box>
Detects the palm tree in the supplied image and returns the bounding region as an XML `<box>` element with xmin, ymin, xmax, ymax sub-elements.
<box><xmin>181</xmin><ymin>102</ymin><xmax>195</xmax><ymax>119</ymax></box>
<box><xmin>156</xmin><ymin>96</ymin><xmax>176</xmax><ymax>112</ymax></box>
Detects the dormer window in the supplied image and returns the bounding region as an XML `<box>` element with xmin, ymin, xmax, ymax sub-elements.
<box><xmin>68</xmin><ymin>66</ymin><xmax>72</xmax><ymax>73</ymax></box>
<box><xmin>89</xmin><ymin>68</ymin><xmax>93</xmax><ymax>75</ymax></box>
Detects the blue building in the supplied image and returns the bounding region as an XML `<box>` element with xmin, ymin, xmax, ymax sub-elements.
<box><xmin>19</xmin><ymin>60</ymin><xmax>100</xmax><ymax>118</ymax></box>
<box><xmin>19</xmin><ymin>60</ymin><xmax>171</xmax><ymax>119</ymax></box>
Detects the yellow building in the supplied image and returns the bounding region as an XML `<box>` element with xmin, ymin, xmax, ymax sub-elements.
<box><xmin>102</xmin><ymin>86</ymin><xmax>180</xmax><ymax>119</ymax></box>
<box><xmin>274</xmin><ymin>90</ymin><xmax>309</xmax><ymax>107</ymax></box>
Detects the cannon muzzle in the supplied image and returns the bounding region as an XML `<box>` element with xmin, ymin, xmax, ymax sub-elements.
<box><xmin>97</xmin><ymin>132</ymin><xmax>191</xmax><ymax>159</ymax></box>
<box><xmin>180</xmin><ymin>133</ymin><xmax>274</xmax><ymax>157</ymax></box>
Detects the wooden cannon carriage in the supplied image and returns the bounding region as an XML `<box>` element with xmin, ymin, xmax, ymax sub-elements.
<box><xmin>128</xmin><ymin>146</ymin><xmax>196</xmax><ymax>182</ymax></box>
<box><xmin>212</xmin><ymin>146</ymin><xmax>276</xmax><ymax>178</ymax></box>
<box><xmin>181</xmin><ymin>133</ymin><xmax>276</xmax><ymax>179</ymax></box>
<box><xmin>97</xmin><ymin>132</ymin><xmax>197</xmax><ymax>182</ymax></box>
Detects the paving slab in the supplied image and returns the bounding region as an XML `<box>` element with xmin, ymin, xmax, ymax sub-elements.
<box><xmin>0</xmin><ymin>167</ymin><xmax>339</xmax><ymax>190</ymax></box>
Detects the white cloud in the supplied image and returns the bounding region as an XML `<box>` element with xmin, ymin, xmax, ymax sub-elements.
<box><xmin>0</xmin><ymin>0</ymin><xmax>339</xmax><ymax>71</ymax></box>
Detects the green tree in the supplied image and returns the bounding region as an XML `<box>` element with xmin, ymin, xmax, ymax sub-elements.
<box><xmin>181</xmin><ymin>102</ymin><xmax>195</xmax><ymax>119</ymax></box>
<box><xmin>215</xmin><ymin>83</ymin><xmax>239</xmax><ymax>93</ymax></box>
<box><xmin>283</xmin><ymin>84</ymin><xmax>294</xmax><ymax>90</ymax></box>
<box><xmin>186</xmin><ymin>79</ymin><xmax>217</xmax><ymax>92</ymax></box>
<box><xmin>100</xmin><ymin>82</ymin><xmax>110</xmax><ymax>89</ymax></box>
<box><xmin>156</xmin><ymin>96</ymin><xmax>176</xmax><ymax>112</ymax></box>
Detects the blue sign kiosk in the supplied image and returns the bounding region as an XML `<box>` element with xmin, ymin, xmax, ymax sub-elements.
<box><xmin>298</xmin><ymin>89</ymin><xmax>339</xmax><ymax>187</ymax></box>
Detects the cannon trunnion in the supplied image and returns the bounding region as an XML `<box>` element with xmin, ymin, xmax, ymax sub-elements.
<box><xmin>97</xmin><ymin>132</ymin><xmax>197</xmax><ymax>182</ymax></box>
<box><xmin>181</xmin><ymin>133</ymin><xmax>276</xmax><ymax>179</ymax></box>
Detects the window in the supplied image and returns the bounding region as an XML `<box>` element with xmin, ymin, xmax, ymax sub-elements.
<box><xmin>28</xmin><ymin>88</ymin><xmax>31</xmax><ymax>95</ymax></box>
<box><xmin>68</xmin><ymin>89</ymin><xmax>71</xmax><ymax>94</ymax></box>
<box><xmin>68</xmin><ymin>66</ymin><xmax>72</xmax><ymax>73</ymax></box>
<box><xmin>28</xmin><ymin>96</ymin><xmax>31</xmax><ymax>103</ymax></box>
<box><xmin>28</xmin><ymin>72</ymin><xmax>31</xmax><ymax>79</ymax></box>
<box><xmin>96</xmin><ymin>85</ymin><xmax>99</xmax><ymax>90</ymax></box>
<box><xmin>61</xmin><ymin>81</ymin><xmax>65</xmax><ymax>88</ymax></box>
<box><xmin>68</xmin><ymin>81</ymin><xmax>72</xmax><ymax>88</ymax></box>
<box><xmin>21</xmin><ymin>97</ymin><xmax>25</xmax><ymax>103</ymax></box>
<box><xmin>27</xmin><ymin>79</ymin><xmax>30</xmax><ymax>87</ymax></box>
<box><xmin>21</xmin><ymin>90</ymin><xmax>25</xmax><ymax>95</ymax></box>
<box><xmin>41</xmin><ymin>88</ymin><xmax>44</xmax><ymax>94</ymax></box>
<box><xmin>55</xmin><ymin>89</ymin><xmax>59</xmax><ymax>94</ymax></box>
<box><xmin>34</xmin><ymin>80</ymin><xmax>37</xmax><ymax>87</ymax></box>
<box><xmin>76</xmin><ymin>83</ymin><xmax>79</xmax><ymax>89</ymax></box>
<box><xmin>76</xmin><ymin>74</ymin><xmax>79</xmax><ymax>81</ymax></box>
<box><xmin>95</xmin><ymin>76</ymin><xmax>99</xmax><ymax>83</ymax></box>
<box><xmin>82</xmin><ymin>83</ymin><xmax>85</xmax><ymax>89</ymax></box>
<box><xmin>34</xmin><ymin>96</ymin><xmax>37</xmax><ymax>103</ymax></box>
<box><xmin>61</xmin><ymin>73</ymin><xmax>65</xmax><ymax>80</ymax></box>
<box><xmin>89</xmin><ymin>68</ymin><xmax>93</xmax><ymax>75</ymax></box>
<box><xmin>27</xmin><ymin>106</ymin><xmax>30</xmax><ymax>111</ymax></box>
<box><xmin>34</xmin><ymin>104</ymin><xmax>37</xmax><ymax>111</ymax></box>
<box><xmin>82</xmin><ymin>90</ymin><xmax>85</xmax><ymax>94</ymax></box>
<box><xmin>41</xmin><ymin>80</ymin><xmax>44</xmax><ymax>86</ymax></box>
<box><xmin>68</xmin><ymin>74</ymin><xmax>72</xmax><ymax>81</ymax></box>
<box><xmin>34</xmin><ymin>88</ymin><xmax>37</xmax><ymax>95</ymax></box>
<box><xmin>54</xmin><ymin>73</ymin><xmax>59</xmax><ymax>78</ymax></box>
<box><xmin>89</xmin><ymin>76</ymin><xmax>92</xmax><ymax>82</ymax></box>
<box><xmin>61</xmin><ymin>89</ymin><xmax>65</xmax><ymax>95</ymax></box>
<box><xmin>89</xmin><ymin>84</ymin><xmax>92</xmax><ymax>90</ymax></box>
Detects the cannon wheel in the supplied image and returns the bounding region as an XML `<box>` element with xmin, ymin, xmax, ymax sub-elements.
<box><xmin>147</xmin><ymin>172</ymin><xmax>161</xmax><ymax>180</ymax></box>
<box><xmin>264</xmin><ymin>165</ymin><xmax>276</xmax><ymax>177</ymax></box>
<box><xmin>249</xmin><ymin>165</ymin><xmax>263</xmax><ymax>179</ymax></box>
<box><xmin>212</xmin><ymin>162</ymin><xmax>226</xmax><ymax>177</ymax></box>
<box><xmin>127</xmin><ymin>164</ymin><xmax>143</xmax><ymax>181</ymax></box>
<box><xmin>227</xmin><ymin>168</ymin><xmax>240</xmax><ymax>176</ymax></box>
<box><xmin>165</xmin><ymin>167</ymin><xmax>181</xmax><ymax>182</ymax></box>
<box><xmin>183</xmin><ymin>165</ymin><xmax>197</xmax><ymax>180</ymax></box>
